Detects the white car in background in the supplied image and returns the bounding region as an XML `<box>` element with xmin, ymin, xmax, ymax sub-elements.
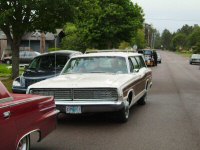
<box><xmin>189</xmin><ymin>54</ymin><xmax>200</xmax><ymax>64</ymax></box>
<box><xmin>157</xmin><ymin>52</ymin><xmax>162</xmax><ymax>63</ymax></box>
<box><xmin>27</xmin><ymin>52</ymin><xmax>152</xmax><ymax>122</ymax></box>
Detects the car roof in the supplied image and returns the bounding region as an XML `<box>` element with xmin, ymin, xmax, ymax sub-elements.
<box><xmin>36</xmin><ymin>50</ymin><xmax>82</xmax><ymax>57</ymax></box>
<box><xmin>142</xmin><ymin>49</ymin><xmax>154</xmax><ymax>51</ymax></box>
<box><xmin>85</xmin><ymin>49</ymin><xmax>136</xmax><ymax>53</ymax></box>
<box><xmin>71</xmin><ymin>52</ymin><xmax>142</xmax><ymax>58</ymax></box>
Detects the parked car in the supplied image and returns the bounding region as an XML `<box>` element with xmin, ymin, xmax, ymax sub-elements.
<box><xmin>27</xmin><ymin>52</ymin><xmax>152</xmax><ymax>122</ymax></box>
<box><xmin>143</xmin><ymin>49</ymin><xmax>156</xmax><ymax>66</ymax></box>
<box><xmin>189</xmin><ymin>54</ymin><xmax>200</xmax><ymax>64</ymax></box>
<box><xmin>137</xmin><ymin>49</ymin><xmax>144</xmax><ymax>54</ymax></box>
<box><xmin>157</xmin><ymin>52</ymin><xmax>162</xmax><ymax>63</ymax></box>
<box><xmin>0</xmin><ymin>81</ymin><xmax>59</xmax><ymax>150</ymax></box>
<box><xmin>1</xmin><ymin>50</ymin><xmax>41</xmax><ymax>64</ymax></box>
<box><xmin>12</xmin><ymin>50</ymin><xmax>82</xmax><ymax>94</ymax></box>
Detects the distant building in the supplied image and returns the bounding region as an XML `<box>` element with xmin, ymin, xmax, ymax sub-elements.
<box><xmin>0</xmin><ymin>31</ymin><xmax>7</xmax><ymax>60</ymax></box>
<box><xmin>0</xmin><ymin>30</ymin><xmax>65</xmax><ymax>58</ymax></box>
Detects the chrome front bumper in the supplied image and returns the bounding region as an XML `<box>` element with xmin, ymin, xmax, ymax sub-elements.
<box><xmin>55</xmin><ymin>101</ymin><xmax>126</xmax><ymax>113</ymax></box>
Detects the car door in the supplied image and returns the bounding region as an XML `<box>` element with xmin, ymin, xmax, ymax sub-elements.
<box><xmin>0</xmin><ymin>104</ymin><xmax>17</xmax><ymax>150</ymax></box>
<box><xmin>134</xmin><ymin>56</ymin><xmax>147</xmax><ymax>93</ymax></box>
<box><xmin>129</xmin><ymin>57</ymin><xmax>143</xmax><ymax>97</ymax></box>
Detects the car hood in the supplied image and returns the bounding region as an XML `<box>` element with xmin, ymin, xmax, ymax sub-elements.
<box><xmin>28</xmin><ymin>73</ymin><xmax>139</xmax><ymax>90</ymax></box>
<box><xmin>23</xmin><ymin>69</ymin><xmax>61</xmax><ymax>78</ymax></box>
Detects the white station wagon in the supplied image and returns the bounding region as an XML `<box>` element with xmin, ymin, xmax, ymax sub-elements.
<box><xmin>27</xmin><ymin>52</ymin><xmax>152</xmax><ymax>122</ymax></box>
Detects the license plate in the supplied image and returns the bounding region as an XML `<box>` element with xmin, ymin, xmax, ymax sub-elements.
<box><xmin>66</xmin><ymin>106</ymin><xmax>81</xmax><ymax>114</ymax></box>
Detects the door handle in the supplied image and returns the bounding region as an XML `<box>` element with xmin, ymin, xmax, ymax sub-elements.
<box><xmin>3</xmin><ymin>111</ymin><xmax>11</xmax><ymax>119</ymax></box>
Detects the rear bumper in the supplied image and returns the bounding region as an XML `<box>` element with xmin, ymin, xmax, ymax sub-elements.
<box><xmin>55</xmin><ymin>101</ymin><xmax>126</xmax><ymax>113</ymax></box>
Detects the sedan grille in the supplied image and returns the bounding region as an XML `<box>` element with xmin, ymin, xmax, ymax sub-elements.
<box><xmin>30</xmin><ymin>88</ymin><xmax>118</xmax><ymax>101</ymax></box>
<box><xmin>30</xmin><ymin>89</ymin><xmax>72</xmax><ymax>100</ymax></box>
<box><xmin>73</xmin><ymin>89</ymin><xmax>118</xmax><ymax>101</ymax></box>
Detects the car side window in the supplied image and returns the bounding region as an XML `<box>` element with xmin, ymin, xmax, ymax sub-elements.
<box><xmin>135</xmin><ymin>56</ymin><xmax>146</xmax><ymax>68</ymax></box>
<box><xmin>130</xmin><ymin>57</ymin><xmax>140</xmax><ymax>71</ymax></box>
<box><xmin>55</xmin><ymin>55</ymin><xmax>70</xmax><ymax>69</ymax></box>
<box><xmin>128</xmin><ymin>58</ymin><xmax>134</xmax><ymax>73</ymax></box>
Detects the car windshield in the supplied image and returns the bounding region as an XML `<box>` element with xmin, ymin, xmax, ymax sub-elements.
<box><xmin>62</xmin><ymin>56</ymin><xmax>128</xmax><ymax>74</ymax></box>
<box><xmin>191</xmin><ymin>54</ymin><xmax>200</xmax><ymax>59</ymax></box>
<box><xmin>28</xmin><ymin>54</ymin><xmax>69</xmax><ymax>71</ymax></box>
<box><xmin>144</xmin><ymin>50</ymin><xmax>152</xmax><ymax>55</ymax></box>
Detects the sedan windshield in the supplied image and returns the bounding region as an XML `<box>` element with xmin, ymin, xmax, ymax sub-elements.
<box><xmin>62</xmin><ymin>56</ymin><xmax>128</xmax><ymax>74</ymax></box>
<box><xmin>191</xmin><ymin>54</ymin><xmax>200</xmax><ymax>59</ymax></box>
<box><xmin>144</xmin><ymin>50</ymin><xmax>152</xmax><ymax>55</ymax></box>
<box><xmin>28</xmin><ymin>54</ymin><xmax>69</xmax><ymax>71</ymax></box>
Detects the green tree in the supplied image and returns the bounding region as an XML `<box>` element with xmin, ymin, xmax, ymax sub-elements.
<box><xmin>131</xmin><ymin>29</ymin><xmax>146</xmax><ymax>49</ymax></box>
<box><xmin>172</xmin><ymin>33</ymin><xmax>187</xmax><ymax>50</ymax></box>
<box><xmin>153</xmin><ymin>30</ymin><xmax>162</xmax><ymax>49</ymax></box>
<box><xmin>161</xmin><ymin>29</ymin><xmax>173</xmax><ymax>50</ymax></box>
<box><xmin>62</xmin><ymin>23</ymin><xmax>87</xmax><ymax>52</ymax></box>
<box><xmin>0</xmin><ymin>0</ymin><xmax>76</xmax><ymax>79</ymax></box>
<box><xmin>188</xmin><ymin>26</ymin><xmax>200</xmax><ymax>53</ymax></box>
<box><xmin>177</xmin><ymin>24</ymin><xmax>193</xmax><ymax>36</ymax></box>
<box><xmin>75</xmin><ymin>0</ymin><xmax>144</xmax><ymax>50</ymax></box>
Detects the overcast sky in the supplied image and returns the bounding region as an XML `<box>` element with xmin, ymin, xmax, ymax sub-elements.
<box><xmin>133</xmin><ymin>0</ymin><xmax>200</xmax><ymax>33</ymax></box>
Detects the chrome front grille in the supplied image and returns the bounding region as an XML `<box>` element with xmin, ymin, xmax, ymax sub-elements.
<box><xmin>74</xmin><ymin>89</ymin><xmax>118</xmax><ymax>100</ymax></box>
<box><xmin>30</xmin><ymin>88</ymin><xmax>118</xmax><ymax>101</ymax></box>
<box><xmin>30</xmin><ymin>89</ymin><xmax>72</xmax><ymax>100</ymax></box>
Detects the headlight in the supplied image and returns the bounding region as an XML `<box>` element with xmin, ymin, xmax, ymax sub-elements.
<box><xmin>29</xmin><ymin>89</ymin><xmax>33</xmax><ymax>94</ymax></box>
<box><xmin>13</xmin><ymin>76</ymin><xmax>25</xmax><ymax>87</ymax></box>
<box><xmin>20</xmin><ymin>76</ymin><xmax>25</xmax><ymax>87</ymax></box>
<box><xmin>13</xmin><ymin>80</ymin><xmax>21</xmax><ymax>87</ymax></box>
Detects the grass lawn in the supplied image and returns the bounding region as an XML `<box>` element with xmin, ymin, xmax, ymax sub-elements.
<box><xmin>0</xmin><ymin>63</ymin><xmax>24</xmax><ymax>92</ymax></box>
<box><xmin>1</xmin><ymin>78</ymin><xmax>13</xmax><ymax>92</ymax></box>
<box><xmin>0</xmin><ymin>64</ymin><xmax>12</xmax><ymax>77</ymax></box>
<box><xmin>176</xmin><ymin>51</ymin><xmax>193</xmax><ymax>58</ymax></box>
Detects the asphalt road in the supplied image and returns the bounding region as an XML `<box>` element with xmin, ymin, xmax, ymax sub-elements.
<box><xmin>31</xmin><ymin>51</ymin><xmax>200</xmax><ymax>150</ymax></box>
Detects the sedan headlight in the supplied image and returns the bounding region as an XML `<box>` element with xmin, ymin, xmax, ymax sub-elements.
<box><xmin>13</xmin><ymin>76</ymin><xmax>25</xmax><ymax>87</ymax></box>
<box><xmin>29</xmin><ymin>89</ymin><xmax>33</xmax><ymax>94</ymax></box>
<box><xmin>13</xmin><ymin>80</ymin><xmax>21</xmax><ymax>87</ymax></box>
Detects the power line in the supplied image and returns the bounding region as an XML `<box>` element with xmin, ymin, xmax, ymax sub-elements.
<box><xmin>146</xmin><ymin>18</ymin><xmax>200</xmax><ymax>22</ymax></box>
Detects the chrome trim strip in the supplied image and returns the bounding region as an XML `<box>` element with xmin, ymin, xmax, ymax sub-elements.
<box><xmin>0</xmin><ymin>96</ymin><xmax>52</xmax><ymax>109</ymax></box>
<box><xmin>55</xmin><ymin>101</ymin><xmax>123</xmax><ymax>106</ymax></box>
<box><xmin>16</xmin><ymin>129</ymin><xmax>40</xmax><ymax>150</ymax></box>
<box><xmin>0</xmin><ymin>97</ymin><xmax>13</xmax><ymax>104</ymax></box>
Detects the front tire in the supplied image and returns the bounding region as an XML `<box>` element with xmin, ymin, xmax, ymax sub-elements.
<box><xmin>137</xmin><ymin>92</ymin><xmax>147</xmax><ymax>105</ymax></box>
<box><xmin>17</xmin><ymin>135</ymin><xmax>30</xmax><ymax>150</ymax></box>
<box><xmin>117</xmin><ymin>106</ymin><xmax>129</xmax><ymax>123</ymax></box>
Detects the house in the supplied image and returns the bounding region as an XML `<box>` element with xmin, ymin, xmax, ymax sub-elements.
<box><xmin>0</xmin><ymin>31</ymin><xmax>7</xmax><ymax>60</ymax></box>
<box><xmin>0</xmin><ymin>30</ymin><xmax>65</xmax><ymax>59</ymax></box>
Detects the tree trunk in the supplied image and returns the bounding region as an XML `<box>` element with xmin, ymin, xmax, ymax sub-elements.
<box><xmin>2</xmin><ymin>28</ymin><xmax>23</xmax><ymax>79</ymax></box>
<box><xmin>107</xmin><ymin>41</ymin><xmax>112</xmax><ymax>49</ymax></box>
<box><xmin>11</xmin><ymin>38</ymin><xmax>20</xmax><ymax>79</ymax></box>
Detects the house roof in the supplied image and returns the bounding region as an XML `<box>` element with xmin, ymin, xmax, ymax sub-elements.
<box><xmin>22</xmin><ymin>32</ymin><xmax>55</xmax><ymax>41</ymax></box>
<box><xmin>0</xmin><ymin>29</ymin><xmax>64</xmax><ymax>41</ymax></box>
